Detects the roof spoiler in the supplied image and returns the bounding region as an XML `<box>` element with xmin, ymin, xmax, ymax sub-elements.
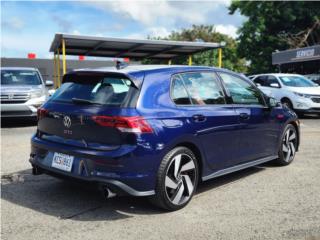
<box><xmin>62</xmin><ymin>70</ymin><xmax>142</xmax><ymax>89</ymax></box>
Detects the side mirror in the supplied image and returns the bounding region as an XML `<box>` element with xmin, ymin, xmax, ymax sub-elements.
<box><xmin>255</xmin><ymin>83</ymin><xmax>262</xmax><ymax>87</ymax></box>
<box><xmin>270</xmin><ymin>83</ymin><xmax>280</xmax><ymax>88</ymax></box>
<box><xmin>45</xmin><ymin>80</ymin><xmax>54</xmax><ymax>87</ymax></box>
<box><xmin>268</xmin><ymin>97</ymin><xmax>280</xmax><ymax>108</ymax></box>
<box><xmin>48</xmin><ymin>89</ymin><xmax>56</xmax><ymax>96</ymax></box>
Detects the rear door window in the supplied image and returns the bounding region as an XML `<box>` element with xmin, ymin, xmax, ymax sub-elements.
<box><xmin>50</xmin><ymin>75</ymin><xmax>137</xmax><ymax>107</ymax></box>
<box><xmin>171</xmin><ymin>72</ymin><xmax>226</xmax><ymax>105</ymax></box>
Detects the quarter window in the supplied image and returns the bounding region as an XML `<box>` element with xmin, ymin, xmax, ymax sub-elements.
<box><xmin>219</xmin><ymin>72</ymin><xmax>265</xmax><ymax>105</ymax></box>
<box><xmin>172</xmin><ymin>72</ymin><xmax>226</xmax><ymax>105</ymax></box>
<box><xmin>171</xmin><ymin>75</ymin><xmax>192</xmax><ymax>105</ymax></box>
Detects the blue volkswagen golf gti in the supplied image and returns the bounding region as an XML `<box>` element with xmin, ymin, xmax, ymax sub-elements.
<box><xmin>30</xmin><ymin>65</ymin><xmax>300</xmax><ymax>211</ymax></box>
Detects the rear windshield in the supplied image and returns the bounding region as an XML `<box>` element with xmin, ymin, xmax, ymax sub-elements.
<box><xmin>1</xmin><ymin>70</ymin><xmax>42</xmax><ymax>85</ymax></box>
<box><xmin>50</xmin><ymin>75</ymin><xmax>138</xmax><ymax>107</ymax></box>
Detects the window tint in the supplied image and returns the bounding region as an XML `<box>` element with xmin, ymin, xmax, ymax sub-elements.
<box><xmin>253</xmin><ymin>76</ymin><xmax>266</xmax><ymax>86</ymax></box>
<box><xmin>171</xmin><ymin>75</ymin><xmax>192</xmax><ymax>105</ymax></box>
<box><xmin>219</xmin><ymin>72</ymin><xmax>265</xmax><ymax>105</ymax></box>
<box><xmin>50</xmin><ymin>76</ymin><xmax>136</xmax><ymax>106</ymax></box>
<box><xmin>265</xmin><ymin>75</ymin><xmax>280</xmax><ymax>87</ymax></box>
<box><xmin>173</xmin><ymin>72</ymin><xmax>225</xmax><ymax>105</ymax></box>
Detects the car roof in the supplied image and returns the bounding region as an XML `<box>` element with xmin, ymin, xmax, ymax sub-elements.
<box><xmin>71</xmin><ymin>64</ymin><xmax>231</xmax><ymax>75</ymax></box>
<box><xmin>65</xmin><ymin>65</ymin><xmax>238</xmax><ymax>89</ymax></box>
<box><xmin>305</xmin><ymin>73</ymin><xmax>320</xmax><ymax>76</ymax></box>
<box><xmin>251</xmin><ymin>73</ymin><xmax>303</xmax><ymax>78</ymax></box>
<box><xmin>255</xmin><ymin>73</ymin><xmax>301</xmax><ymax>76</ymax></box>
<box><xmin>1</xmin><ymin>67</ymin><xmax>39</xmax><ymax>71</ymax></box>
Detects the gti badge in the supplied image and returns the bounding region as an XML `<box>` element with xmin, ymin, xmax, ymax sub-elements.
<box><xmin>63</xmin><ymin>116</ymin><xmax>72</xmax><ymax>128</ymax></box>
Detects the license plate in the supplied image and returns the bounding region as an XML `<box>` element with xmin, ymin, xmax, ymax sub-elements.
<box><xmin>52</xmin><ymin>152</ymin><xmax>74</xmax><ymax>172</ymax></box>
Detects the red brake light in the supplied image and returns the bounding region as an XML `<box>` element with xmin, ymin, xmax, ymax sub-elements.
<box><xmin>37</xmin><ymin>108</ymin><xmax>48</xmax><ymax>120</ymax></box>
<box><xmin>92</xmin><ymin>116</ymin><xmax>153</xmax><ymax>133</ymax></box>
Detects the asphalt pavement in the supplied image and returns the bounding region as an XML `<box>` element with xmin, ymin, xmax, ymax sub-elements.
<box><xmin>1</xmin><ymin>117</ymin><xmax>320</xmax><ymax>240</ymax></box>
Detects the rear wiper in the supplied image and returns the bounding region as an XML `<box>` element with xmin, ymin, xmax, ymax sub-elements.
<box><xmin>71</xmin><ymin>98</ymin><xmax>102</xmax><ymax>105</ymax></box>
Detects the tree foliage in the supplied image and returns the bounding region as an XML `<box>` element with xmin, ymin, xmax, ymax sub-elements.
<box><xmin>144</xmin><ymin>25</ymin><xmax>247</xmax><ymax>73</ymax></box>
<box><xmin>229</xmin><ymin>1</ymin><xmax>320</xmax><ymax>74</ymax></box>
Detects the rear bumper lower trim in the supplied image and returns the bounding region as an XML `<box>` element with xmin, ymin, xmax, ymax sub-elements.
<box><xmin>30</xmin><ymin>159</ymin><xmax>155</xmax><ymax>197</ymax></box>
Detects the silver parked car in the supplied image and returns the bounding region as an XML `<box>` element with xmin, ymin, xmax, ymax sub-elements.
<box><xmin>1</xmin><ymin>67</ymin><xmax>53</xmax><ymax>118</ymax></box>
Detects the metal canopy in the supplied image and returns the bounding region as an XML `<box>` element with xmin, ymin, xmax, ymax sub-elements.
<box><xmin>50</xmin><ymin>33</ymin><xmax>224</xmax><ymax>60</ymax></box>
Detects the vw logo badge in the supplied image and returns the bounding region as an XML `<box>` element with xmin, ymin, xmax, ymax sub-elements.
<box><xmin>8</xmin><ymin>94</ymin><xmax>14</xmax><ymax>100</ymax></box>
<box><xmin>63</xmin><ymin>116</ymin><xmax>72</xmax><ymax>128</ymax></box>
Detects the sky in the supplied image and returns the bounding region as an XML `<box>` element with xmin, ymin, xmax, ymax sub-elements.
<box><xmin>1</xmin><ymin>0</ymin><xmax>245</xmax><ymax>59</ymax></box>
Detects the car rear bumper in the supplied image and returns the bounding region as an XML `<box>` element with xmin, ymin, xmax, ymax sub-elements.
<box><xmin>30</xmin><ymin>162</ymin><xmax>155</xmax><ymax>196</ymax></box>
<box><xmin>30</xmin><ymin>135</ymin><xmax>157</xmax><ymax>196</ymax></box>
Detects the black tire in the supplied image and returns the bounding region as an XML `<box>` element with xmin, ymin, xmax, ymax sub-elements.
<box><xmin>150</xmin><ymin>146</ymin><xmax>199</xmax><ymax>211</ymax></box>
<box><xmin>281</xmin><ymin>98</ymin><xmax>293</xmax><ymax>110</ymax></box>
<box><xmin>275</xmin><ymin>124</ymin><xmax>298</xmax><ymax>166</ymax></box>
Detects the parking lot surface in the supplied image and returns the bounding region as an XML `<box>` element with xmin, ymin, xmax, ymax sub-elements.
<box><xmin>1</xmin><ymin>117</ymin><xmax>320</xmax><ymax>240</ymax></box>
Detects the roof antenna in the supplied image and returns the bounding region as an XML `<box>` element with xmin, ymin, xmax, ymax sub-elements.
<box><xmin>116</xmin><ymin>60</ymin><xmax>129</xmax><ymax>70</ymax></box>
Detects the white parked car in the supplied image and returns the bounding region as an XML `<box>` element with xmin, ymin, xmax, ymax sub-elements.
<box><xmin>250</xmin><ymin>73</ymin><xmax>320</xmax><ymax>116</ymax></box>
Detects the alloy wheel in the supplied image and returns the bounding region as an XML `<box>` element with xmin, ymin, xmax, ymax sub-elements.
<box><xmin>282</xmin><ymin>128</ymin><xmax>297</xmax><ymax>162</ymax></box>
<box><xmin>165</xmin><ymin>153</ymin><xmax>196</xmax><ymax>205</ymax></box>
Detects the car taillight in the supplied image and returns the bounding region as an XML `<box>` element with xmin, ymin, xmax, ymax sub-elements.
<box><xmin>37</xmin><ymin>108</ymin><xmax>48</xmax><ymax>120</ymax></box>
<box><xmin>91</xmin><ymin>116</ymin><xmax>153</xmax><ymax>133</ymax></box>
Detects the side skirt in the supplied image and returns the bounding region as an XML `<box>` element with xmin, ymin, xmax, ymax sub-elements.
<box><xmin>202</xmin><ymin>155</ymin><xmax>278</xmax><ymax>181</ymax></box>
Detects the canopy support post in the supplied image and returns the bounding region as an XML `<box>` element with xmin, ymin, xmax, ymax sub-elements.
<box><xmin>62</xmin><ymin>38</ymin><xmax>67</xmax><ymax>75</ymax></box>
<box><xmin>53</xmin><ymin>53</ymin><xmax>57</xmax><ymax>89</ymax></box>
<box><xmin>188</xmin><ymin>55</ymin><xmax>192</xmax><ymax>66</ymax></box>
<box><xmin>57</xmin><ymin>49</ymin><xmax>61</xmax><ymax>88</ymax></box>
<box><xmin>218</xmin><ymin>48</ymin><xmax>222</xmax><ymax>68</ymax></box>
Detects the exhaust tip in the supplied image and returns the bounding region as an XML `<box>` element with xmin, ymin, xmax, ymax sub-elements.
<box><xmin>103</xmin><ymin>187</ymin><xmax>117</xmax><ymax>199</ymax></box>
<box><xmin>32</xmin><ymin>166</ymin><xmax>42</xmax><ymax>175</ymax></box>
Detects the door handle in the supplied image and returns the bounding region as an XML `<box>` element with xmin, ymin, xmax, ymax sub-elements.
<box><xmin>239</xmin><ymin>112</ymin><xmax>250</xmax><ymax>120</ymax></box>
<box><xmin>192</xmin><ymin>114</ymin><xmax>206</xmax><ymax>122</ymax></box>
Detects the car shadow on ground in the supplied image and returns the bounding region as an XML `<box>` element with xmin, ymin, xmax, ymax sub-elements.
<box><xmin>299</xmin><ymin>114</ymin><xmax>320</xmax><ymax>119</ymax></box>
<box><xmin>1</xmin><ymin>165</ymin><xmax>267</xmax><ymax>221</ymax></box>
<box><xmin>1</xmin><ymin>117</ymin><xmax>37</xmax><ymax>128</ymax></box>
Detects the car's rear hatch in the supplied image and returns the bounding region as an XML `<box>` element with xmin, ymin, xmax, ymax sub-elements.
<box><xmin>37</xmin><ymin>70</ymin><xmax>150</xmax><ymax>150</ymax></box>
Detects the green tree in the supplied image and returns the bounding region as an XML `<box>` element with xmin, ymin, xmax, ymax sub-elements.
<box><xmin>229</xmin><ymin>1</ymin><xmax>320</xmax><ymax>74</ymax></box>
<box><xmin>144</xmin><ymin>25</ymin><xmax>247</xmax><ymax>73</ymax></box>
